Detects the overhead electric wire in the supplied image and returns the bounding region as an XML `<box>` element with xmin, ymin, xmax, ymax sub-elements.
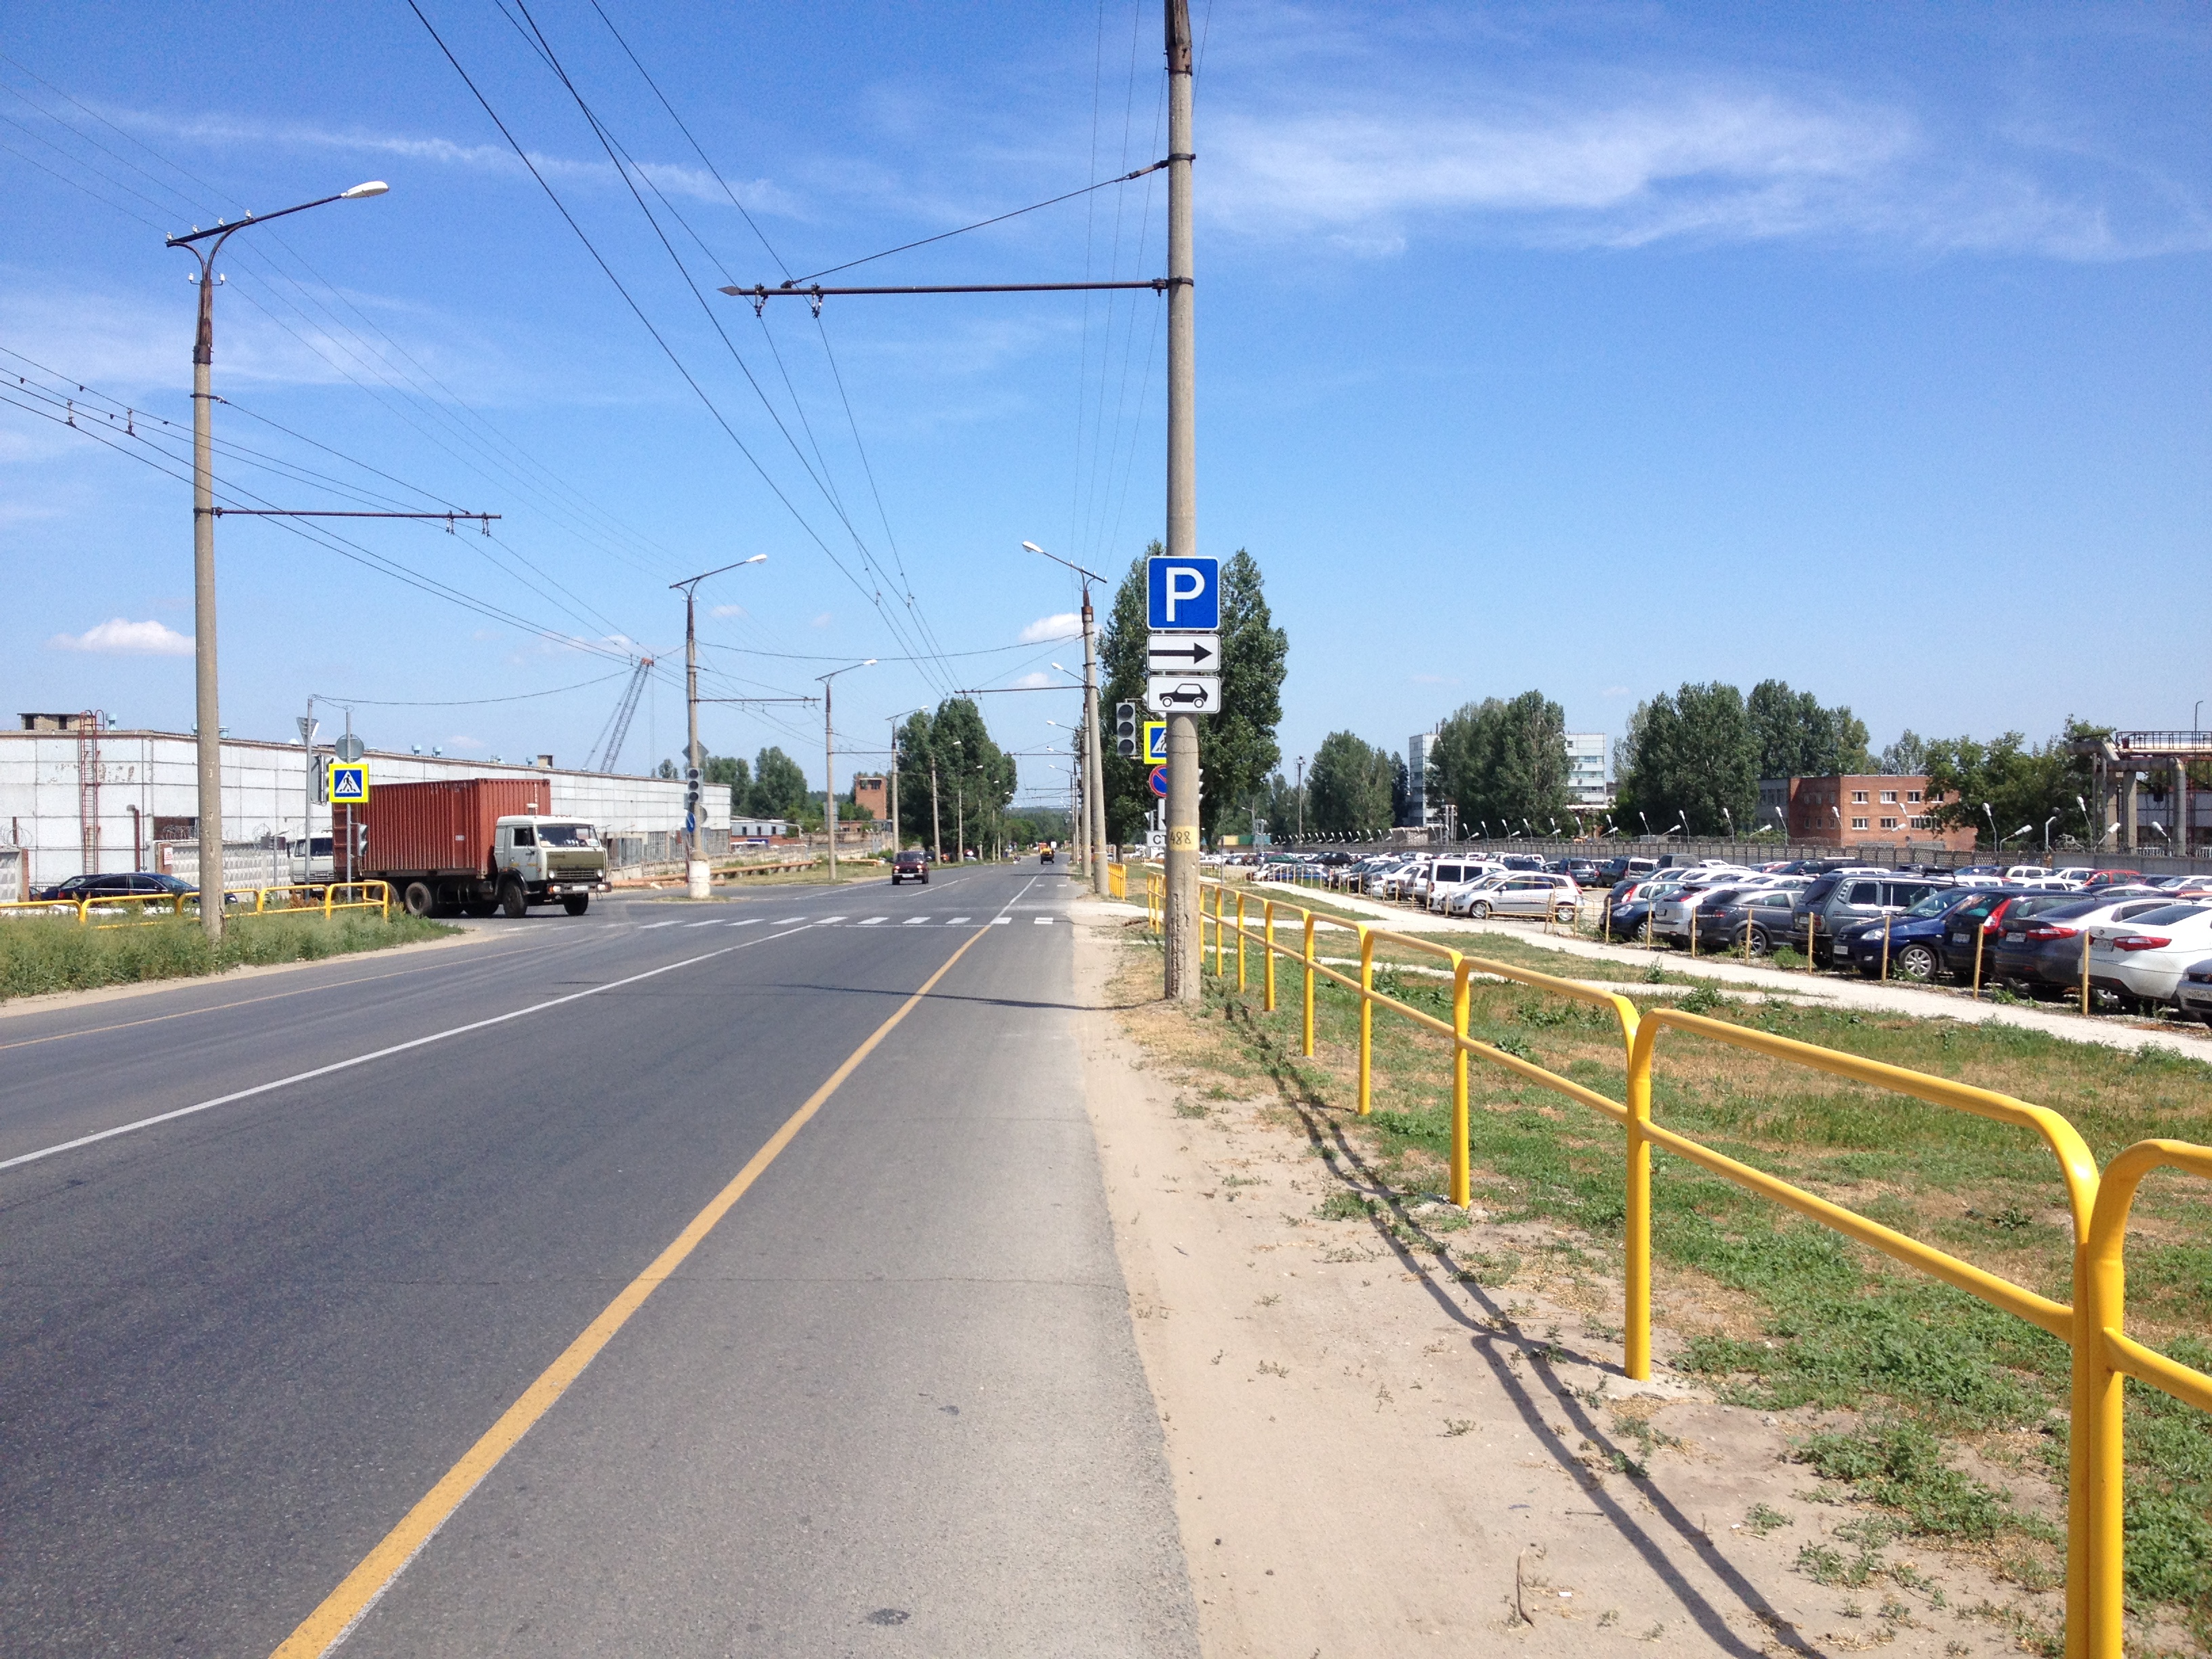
<box><xmin>0</xmin><ymin>58</ymin><xmax>683</xmax><ymax>583</ymax></box>
<box><xmin>493</xmin><ymin>0</ymin><xmax>958</xmax><ymax>698</ymax></box>
<box><xmin>0</xmin><ymin>373</ymin><xmax>632</xmax><ymax>662</ymax></box>
<box><xmin>311</xmin><ymin>672</ymin><xmax>631</xmax><ymax>708</ymax></box>
<box><xmin>406</xmin><ymin>0</ymin><xmax>951</xmax><ymax>699</ymax></box>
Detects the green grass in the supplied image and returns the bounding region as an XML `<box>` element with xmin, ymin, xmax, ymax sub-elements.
<box><xmin>1138</xmin><ymin>930</ymin><xmax>2212</xmax><ymax>1639</ymax></box>
<box><xmin>0</xmin><ymin>910</ymin><xmax>455</xmax><ymax>1001</ymax></box>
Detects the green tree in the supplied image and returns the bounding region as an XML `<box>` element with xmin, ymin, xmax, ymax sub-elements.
<box><xmin>1427</xmin><ymin>691</ymin><xmax>1570</xmax><ymax>835</ymax></box>
<box><xmin>1880</xmin><ymin>729</ymin><xmax>1931</xmax><ymax>775</ymax></box>
<box><xmin>1097</xmin><ymin>543</ymin><xmax>1288</xmax><ymax>842</ymax></box>
<box><xmin>701</xmin><ymin>753</ymin><xmax>750</xmax><ymax>793</ymax></box>
<box><xmin>893</xmin><ymin>697</ymin><xmax>1017</xmax><ymax>855</ymax></box>
<box><xmin>746</xmin><ymin>747</ymin><xmax>810</xmax><ymax>819</ymax></box>
<box><xmin>1923</xmin><ymin>722</ymin><xmax>2105</xmax><ymax>849</ymax></box>
<box><xmin>1307</xmin><ymin>731</ymin><xmax>1396</xmax><ymax>841</ymax></box>
<box><xmin>1617</xmin><ymin>682</ymin><xmax>1758</xmax><ymax>836</ymax></box>
<box><xmin>1747</xmin><ymin>680</ymin><xmax>1872</xmax><ymax>779</ymax></box>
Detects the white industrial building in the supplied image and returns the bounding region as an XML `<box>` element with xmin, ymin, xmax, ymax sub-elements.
<box><xmin>0</xmin><ymin>715</ymin><xmax>732</xmax><ymax>899</ymax></box>
<box><xmin>1565</xmin><ymin>732</ymin><xmax>1610</xmax><ymax>806</ymax></box>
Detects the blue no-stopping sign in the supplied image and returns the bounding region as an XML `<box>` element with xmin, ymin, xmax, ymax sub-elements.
<box><xmin>1147</xmin><ymin>556</ymin><xmax>1218</xmax><ymax>631</ymax></box>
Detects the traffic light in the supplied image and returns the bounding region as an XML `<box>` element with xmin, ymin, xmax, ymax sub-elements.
<box><xmin>1114</xmin><ymin>700</ymin><xmax>1139</xmax><ymax>758</ymax></box>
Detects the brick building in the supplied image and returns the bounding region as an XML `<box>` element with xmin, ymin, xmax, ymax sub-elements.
<box><xmin>1762</xmin><ymin>775</ymin><xmax>1976</xmax><ymax>851</ymax></box>
<box><xmin>851</xmin><ymin>773</ymin><xmax>888</xmax><ymax>823</ymax></box>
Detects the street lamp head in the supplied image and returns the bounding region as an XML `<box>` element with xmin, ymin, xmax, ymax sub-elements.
<box><xmin>742</xmin><ymin>553</ymin><xmax>767</xmax><ymax>565</ymax></box>
<box><xmin>1021</xmin><ymin>541</ymin><xmax>1044</xmax><ymax>554</ymax></box>
<box><xmin>862</xmin><ymin>658</ymin><xmax>876</xmax><ymax>667</ymax></box>
<box><xmin>340</xmin><ymin>181</ymin><xmax>390</xmax><ymax>199</ymax></box>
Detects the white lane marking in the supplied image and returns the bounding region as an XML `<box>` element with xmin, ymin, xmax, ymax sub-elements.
<box><xmin>1033</xmin><ymin>916</ymin><xmax>1054</xmax><ymax>925</ymax></box>
<box><xmin>640</xmin><ymin>920</ymin><xmax>684</xmax><ymax>930</ymax></box>
<box><xmin>774</xmin><ymin>918</ymin><xmax>805</xmax><ymax>925</ymax></box>
<box><xmin>993</xmin><ymin>874</ymin><xmax>1041</xmax><ymax>923</ymax></box>
<box><xmin>685</xmin><ymin>918</ymin><xmax>724</xmax><ymax>928</ymax></box>
<box><xmin>726</xmin><ymin>918</ymin><xmax>759</xmax><ymax>927</ymax></box>
<box><xmin>858</xmin><ymin>917</ymin><xmax>887</xmax><ymax>926</ymax></box>
<box><xmin>903</xmin><ymin>917</ymin><xmax>929</xmax><ymax>926</ymax></box>
<box><xmin>0</xmin><ymin>925</ymin><xmax>818</xmax><ymax>1176</ymax></box>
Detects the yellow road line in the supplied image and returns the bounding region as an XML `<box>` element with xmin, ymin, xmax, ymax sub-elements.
<box><xmin>268</xmin><ymin>921</ymin><xmax>993</xmax><ymax>1658</ymax></box>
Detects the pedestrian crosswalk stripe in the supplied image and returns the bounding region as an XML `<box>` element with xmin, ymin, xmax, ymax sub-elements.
<box><xmin>1033</xmin><ymin>916</ymin><xmax>1053</xmax><ymax>925</ymax></box>
<box><xmin>903</xmin><ymin>916</ymin><xmax>928</xmax><ymax>925</ymax></box>
<box><xmin>859</xmin><ymin>916</ymin><xmax>887</xmax><ymax>925</ymax></box>
<box><xmin>949</xmin><ymin>916</ymin><xmax>969</xmax><ymax>924</ymax></box>
<box><xmin>989</xmin><ymin>916</ymin><xmax>1011</xmax><ymax>925</ymax></box>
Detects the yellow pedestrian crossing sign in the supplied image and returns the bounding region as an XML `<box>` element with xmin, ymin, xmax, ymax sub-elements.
<box><xmin>327</xmin><ymin>762</ymin><xmax>369</xmax><ymax>804</ymax></box>
<box><xmin>1142</xmin><ymin>720</ymin><xmax>1167</xmax><ymax>766</ymax></box>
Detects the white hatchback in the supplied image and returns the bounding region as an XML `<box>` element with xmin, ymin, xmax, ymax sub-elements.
<box><xmin>1463</xmin><ymin>872</ymin><xmax>1580</xmax><ymax>924</ymax></box>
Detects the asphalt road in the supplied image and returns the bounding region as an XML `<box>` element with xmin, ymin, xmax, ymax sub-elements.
<box><xmin>0</xmin><ymin>865</ymin><xmax>1197</xmax><ymax>1656</ymax></box>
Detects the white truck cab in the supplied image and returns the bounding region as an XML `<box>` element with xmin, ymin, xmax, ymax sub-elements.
<box><xmin>491</xmin><ymin>817</ymin><xmax>611</xmax><ymax>916</ymax></box>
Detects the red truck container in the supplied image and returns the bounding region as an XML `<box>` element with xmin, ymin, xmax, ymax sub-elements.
<box><xmin>359</xmin><ymin>777</ymin><xmax>550</xmax><ymax>878</ymax></box>
<box><xmin>353</xmin><ymin>777</ymin><xmax>607</xmax><ymax>918</ymax></box>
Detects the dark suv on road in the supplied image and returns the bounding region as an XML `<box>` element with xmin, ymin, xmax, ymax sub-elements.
<box><xmin>890</xmin><ymin>848</ymin><xmax>930</xmax><ymax>885</ymax></box>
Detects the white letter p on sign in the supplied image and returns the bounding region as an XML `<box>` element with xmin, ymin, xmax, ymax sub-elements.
<box><xmin>1165</xmin><ymin>566</ymin><xmax>1206</xmax><ymax>621</ymax></box>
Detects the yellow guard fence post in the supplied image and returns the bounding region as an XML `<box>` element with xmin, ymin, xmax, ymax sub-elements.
<box><xmin>1623</xmin><ymin>1015</ymin><xmax>1654</xmax><ymax>1382</ymax></box>
<box><xmin>1450</xmin><ymin>954</ymin><xmax>1471</xmax><ymax>1208</ymax></box>
<box><xmin>1300</xmin><ymin>912</ymin><xmax>1317</xmax><ymax>1057</ymax></box>
<box><xmin>2078</xmin><ymin>1140</ymin><xmax>2212</xmax><ymax>1659</ymax></box>
<box><xmin>1357</xmin><ymin>925</ymin><xmax>1375</xmax><ymax>1115</ymax></box>
<box><xmin>1262</xmin><ymin>899</ymin><xmax>1277</xmax><ymax>1012</ymax></box>
<box><xmin>1235</xmin><ymin>888</ymin><xmax>1248</xmax><ymax>992</ymax></box>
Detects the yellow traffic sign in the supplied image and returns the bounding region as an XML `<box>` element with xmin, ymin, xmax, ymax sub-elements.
<box><xmin>1143</xmin><ymin>720</ymin><xmax>1167</xmax><ymax>766</ymax></box>
<box><xmin>327</xmin><ymin>762</ymin><xmax>370</xmax><ymax>804</ymax></box>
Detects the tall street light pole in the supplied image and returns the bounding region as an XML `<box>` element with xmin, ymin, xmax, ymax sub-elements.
<box><xmin>671</xmin><ymin>555</ymin><xmax>768</xmax><ymax>899</ymax></box>
<box><xmin>166</xmin><ymin>180</ymin><xmax>388</xmax><ymax>940</ymax></box>
<box><xmin>1163</xmin><ymin>0</ymin><xmax>1201</xmax><ymax>999</ymax></box>
<box><xmin>817</xmin><ymin>661</ymin><xmax>874</xmax><ymax>880</ymax></box>
<box><xmin>1021</xmin><ymin>541</ymin><xmax>1109</xmax><ymax>898</ymax></box>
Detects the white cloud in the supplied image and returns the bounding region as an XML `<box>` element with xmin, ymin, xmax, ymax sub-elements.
<box><xmin>710</xmin><ymin>603</ymin><xmax>747</xmax><ymax>618</ymax></box>
<box><xmin>1206</xmin><ymin>79</ymin><xmax>2210</xmax><ymax>261</ymax></box>
<box><xmin>1019</xmin><ymin>612</ymin><xmax>1081</xmax><ymax>643</ymax></box>
<box><xmin>49</xmin><ymin>617</ymin><xmax>194</xmax><ymax>655</ymax></box>
<box><xmin>1009</xmin><ymin>670</ymin><xmax>1054</xmax><ymax>689</ymax></box>
<box><xmin>99</xmin><ymin>106</ymin><xmax>801</xmax><ymax>217</ymax></box>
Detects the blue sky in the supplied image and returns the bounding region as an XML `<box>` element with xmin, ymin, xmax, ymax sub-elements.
<box><xmin>3</xmin><ymin>1</ymin><xmax>2206</xmax><ymax>806</ymax></box>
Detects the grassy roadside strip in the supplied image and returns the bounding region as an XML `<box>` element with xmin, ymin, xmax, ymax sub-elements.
<box><xmin>0</xmin><ymin>912</ymin><xmax>457</xmax><ymax>1002</ymax></box>
<box><xmin>1120</xmin><ymin>921</ymin><xmax>2212</xmax><ymax>1652</ymax></box>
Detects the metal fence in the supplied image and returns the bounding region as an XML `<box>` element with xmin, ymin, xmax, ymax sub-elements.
<box><xmin>1146</xmin><ymin>870</ymin><xmax>2209</xmax><ymax>1659</ymax></box>
<box><xmin>1269</xmin><ymin>834</ymin><xmax>2212</xmax><ymax>877</ymax></box>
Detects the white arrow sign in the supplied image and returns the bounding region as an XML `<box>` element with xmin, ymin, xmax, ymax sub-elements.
<box><xmin>1147</xmin><ymin>632</ymin><xmax>1219</xmax><ymax>672</ymax></box>
<box><xmin>1147</xmin><ymin>674</ymin><xmax>1221</xmax><ymax>715</ymax></box>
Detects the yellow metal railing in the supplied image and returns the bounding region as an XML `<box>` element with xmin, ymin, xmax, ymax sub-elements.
<box><xmin>1142</xmin><ymin>870</ymin><xmax>2212</xmax><ymax>1659</ymax></box>
<box><xmin>1107</xmin><ymin>863</ymin><xmax>1128</xmax><ymax>899</ymax></box>
<box><xmin>0</xmin><ymin>882</ymin><xmax>390</xmax><ymax>926</ymax></box>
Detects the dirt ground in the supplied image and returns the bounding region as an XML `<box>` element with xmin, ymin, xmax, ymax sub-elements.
<box><xmin>1070</xmin><ymin>901</ymin><xmax>2070</xmax><ymax>1659</ymax></box>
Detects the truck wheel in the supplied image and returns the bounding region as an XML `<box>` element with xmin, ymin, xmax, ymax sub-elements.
<box><xmin>562</xmin><ymin>895</ymin><xmax>590</xmax><ymax>916</ymax></box>
<box><xmin>404</xmin><ymin>880</ymin><xmax>436</xmax><ymax>918</ymax></box>
<box><xmin>499</xmin><ymin>880</ymin><xmax>528</xmax><ymax>918</ymax></box>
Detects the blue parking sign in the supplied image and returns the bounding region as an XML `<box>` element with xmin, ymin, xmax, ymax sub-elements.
<box><xmin>1147</xmin><ymin>555</ymin><xmax>1218</xmax><ymax>630</ymax></box>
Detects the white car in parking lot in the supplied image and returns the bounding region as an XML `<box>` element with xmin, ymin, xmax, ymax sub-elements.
<box><xmin>2087</xmin><ymin>903</ymin><xmax>2212</xmax><ymax>1008</ymax></box>
<box><xmin>1425</xmin><ymin>859</ymin><xmax>1503</xmax><ymax>912</ymax></box>
<box><xmin>1461</xmin><ymin>872</ymin><xmax>1580</xmax><ymax>923</ymax></box>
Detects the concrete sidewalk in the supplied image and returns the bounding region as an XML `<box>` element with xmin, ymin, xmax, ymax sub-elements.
<box><xmin>1159</xmin><ymin>883</ymin><xmax>2212</xmax><ymax>1061</ymax></box>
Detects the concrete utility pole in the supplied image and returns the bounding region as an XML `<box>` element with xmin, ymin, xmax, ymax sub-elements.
<box><xmin>817</xmin><ymin>660</ymin><xmax>875</xmax><ymax>880</ymax></box>
<box><xmin>1082</xmin><ymin>587</ymin><xmax>1107</xmax><ymax>893</ymax></box>
<box><xmin>168</xmin><ymin>180</ymin><xmax>386</xmax><ymax>939</ymax></box>
<box><xmin>1163</xmin><ymin>0</ymin><xmax>1202</xmax><ymax>1000</ymax></box>
<box><xmin>671</xmin><ymin>555</ymin><xmax>766</xmax><ymax>900</ymax></box>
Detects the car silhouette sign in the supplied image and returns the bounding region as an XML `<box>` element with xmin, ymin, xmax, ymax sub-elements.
<box><xmin>1147</xmin><ymin>674</ymin><xmax>1219</xmax><ymax>714</ymax></box>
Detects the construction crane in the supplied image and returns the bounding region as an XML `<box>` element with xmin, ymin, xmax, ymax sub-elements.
<box><xmin>589</xmin><ymin>657</ymin><xmax>655</xmax><ymax>774</ymax></box>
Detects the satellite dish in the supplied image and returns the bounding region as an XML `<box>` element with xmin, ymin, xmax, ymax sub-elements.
<box><xmin>335</xmin><ymin>734</ymin><xmax>366</xmax><ymax>762</ymax></box>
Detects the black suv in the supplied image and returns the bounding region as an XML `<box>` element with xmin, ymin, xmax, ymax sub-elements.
<box><xmin>890</xmin><ymin>848</ymin><xmax>930</xmax><ymax>885</ymax></box>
